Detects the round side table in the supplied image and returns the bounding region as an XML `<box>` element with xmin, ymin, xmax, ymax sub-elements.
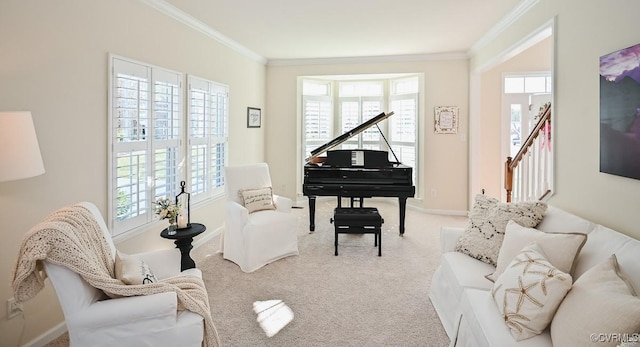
<box><xmin>160</xmin><ymin>223</ymin><xmax>206</xmax><ymax>271</ymax></box>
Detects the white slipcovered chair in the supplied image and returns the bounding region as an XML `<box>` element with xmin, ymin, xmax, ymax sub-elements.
<box><xmin>43</xmin><ymin>202</ymin><xmax>204</xmax><ymax>347</ymax></box>
<box><xmin>222</xmin><ymin>163</ymin><xmax>299</xmax><ymax>272</ymax></box>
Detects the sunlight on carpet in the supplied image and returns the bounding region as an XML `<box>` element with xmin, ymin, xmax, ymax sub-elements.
<box><xmin>253</xmin><ymin>300</ymin><xmax>295</xmax><ymax>337</ymax></box>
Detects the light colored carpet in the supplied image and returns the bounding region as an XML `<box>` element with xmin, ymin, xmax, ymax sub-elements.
<box><xmin>45</xmin><ymin>199</ymin><xmax>468</xmax><ymax>346</ymax></box>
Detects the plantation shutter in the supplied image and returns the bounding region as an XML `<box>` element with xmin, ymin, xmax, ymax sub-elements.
<box><xmin>187</xmin><ymin>76</ymin><xmax>228</xmax><ymax>203</ymax></box>
<box><xmin>151</xmin><ymin>69</ymin><xmax>182</xmax><ymax>204</ymax></box>
<box><xmin>110</xmin><ymin>57</ymin><xmax>183</xmax><ymax>236</ymax></box>
<box><xmin>302</xmin><ymin>96</ymin><xmax>332</xmax><ymax>158</ymax></box>
<box><xmin>339</xmin><ymin>98</ymin><xmax>383</xmax><ymax>150</ymax></box>
<box><xmin>389</xmin><ymin>95</ymin><xmax>417</xmax><ymax>180</ymax></box>
<box><xmin>112</xmin><ymin>58</ymin><xmax>151</xmax><ymax>234</ymax></box>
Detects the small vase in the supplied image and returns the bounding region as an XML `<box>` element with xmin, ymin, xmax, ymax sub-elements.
<box><xmin>167</xmin><ymin>219</ymin><xmax>177</xmax><ymax>235</ymax></box>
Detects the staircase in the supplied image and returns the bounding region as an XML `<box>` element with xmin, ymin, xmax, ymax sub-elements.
<box><xmin>505</xmin><ymin>102</ymin><xmax>552</xmax><ymax>202</ymax></box>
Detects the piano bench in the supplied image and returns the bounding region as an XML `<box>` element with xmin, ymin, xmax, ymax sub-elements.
<box><xmin>331</xmin><ymin>207</ymin><xmax>384</xmax><ymax>256</ymax></box>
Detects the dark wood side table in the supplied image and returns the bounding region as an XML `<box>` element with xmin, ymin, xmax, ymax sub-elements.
<box><xmin>160</xmin><ymin>223</ymin><xmax>206</xmax><ymax>271</ymax></box>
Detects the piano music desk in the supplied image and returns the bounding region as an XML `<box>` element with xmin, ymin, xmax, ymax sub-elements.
<box><xmin>331</xmin><ymin>207</ymin><xmax>383</xmax><ymax>256</ymax></box>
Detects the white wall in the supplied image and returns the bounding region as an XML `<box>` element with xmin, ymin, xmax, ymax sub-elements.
<box><xmin>0</xmin><ymin>0</ymin><xmax>265</xmax><ymax>344</ymax></box>
<box><xmin>471</xmin><ymin>0</ymin><xmax>640</xmax><ymax>238</ymax></box>
<box><xmin>265</xmin><ymin>59</ymin><xmax>470</xmax><ymax>214</ymax></box>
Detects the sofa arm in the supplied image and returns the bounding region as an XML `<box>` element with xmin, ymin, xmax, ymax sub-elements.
<box><xmin>440</xmin><ymin>226</ymin><xmax>465</xmax><ymax>254</ymax></box>
<box><xmin>225</xmin><ymin>201</ymin><xmax>250</xmax><ymax>244</ymax></box>
<box><xmin>274</xmin><ymin>195</ymin><xmax>292</xmax><ymax>212</ymax></box>
<box><xmin>69</xmin><ymin>291</ymin><xmax>178</xmax><ymax>330</ymax></box>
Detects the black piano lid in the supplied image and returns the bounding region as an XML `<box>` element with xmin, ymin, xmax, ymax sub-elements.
<box><xmin>305</xmin><ymin>111</ymin><xmax>394</xmax><ymax>163</ymax></box>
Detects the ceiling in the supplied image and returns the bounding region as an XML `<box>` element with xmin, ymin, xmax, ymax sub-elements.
<box><xmin>163</xmin><ymin>0</ymin><xmax>525</xmax><ymax>62</ymax></box>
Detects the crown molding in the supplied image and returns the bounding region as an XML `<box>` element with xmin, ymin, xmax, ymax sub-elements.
<box><xmin>138</xmin><ymin>0</ymin><xmax>267</xmax><ymax>65</ymax></box>
<box><xmin>468</xmin><ymin>0</ymin><xmax>539</xmax><ymax>55</ymax></box>
<box><xmin>267</xmin><ymin>52</ymin><xmax>469</xmax><ymax>67</ymax></box>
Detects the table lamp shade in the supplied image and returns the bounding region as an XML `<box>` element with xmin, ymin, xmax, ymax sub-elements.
<box><xmin>0</xmin><ymin>111</ymin><xmax>45</xmax><ymax>182</ymax></box>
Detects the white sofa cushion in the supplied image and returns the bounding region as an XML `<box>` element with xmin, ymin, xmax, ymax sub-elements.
<box><xmin>534</xmin><ymin>205</ymin><xmax>596</xmax><ymax>234</ymax></box>
<box><xmin>456</xmin><ymin>288</ymin><xmax>553</xmax><ymax>347</ymax></box>
<box><xmin>550</xmin><ymin>255</ymin><xmax>640</xmax><ymax>347</ymax></box>
<box><xmin>613</xmin><ymin>239</ymin><xmax>640</xmax><ymax>293</ymax></box>
<box><xmin>441</xmin><ymin>252</ymin><xmax>496</xmax><ymax>291</ymax></box>
<box><xmin>487</xmin><ymin>220</ymin><xmax>586</xmax><ymax>282</ymax></box>
<box><xmin>491</xmin><ymin>243</ymin><xmax>572</xmax><ymax>341</ymax></box>
<box><xmin>574</xmin><ymin>225</ymin><xmax>640</xmax><ymax>291</ymax></box>
<box><xmin>455</xmin><ymin>194</ymin><xmax>547</xmax><ymax>266</ymax></box>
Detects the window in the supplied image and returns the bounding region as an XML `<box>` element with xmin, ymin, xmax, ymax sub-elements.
<box><xmin>302</xmin><ymin>75</ymin><xmax>419</xmax><ymax>193</ymax></box>
<box><xmin>302</xmin><ymin>80</ymin><xmax>333</xmax><ymax>159</ymax></box>
<box><xmin>504</xmin><ymin>75</ymin><xmax>552</xmax><ymax>94</ymax></box>
<box><xmin>389</xmin><ymin>78</ymin><xmax>418</xmax><ymax>184</ymax></box>
<box><xmin>339</xmin><ymin>81</ymin><xmax>384</xmax><ymax>150</ymax></box>
<box><xmin>187</xmin><ymin>76</ymin><xmax>229</xmax><ymax>203</ymax></box>
<box><xmin>109</xmin><ymin>56</ymin><xmax>228</xmax><ymax>237</ymax></box>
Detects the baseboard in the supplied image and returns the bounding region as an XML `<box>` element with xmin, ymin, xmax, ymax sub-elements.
<box><xmin>294</xmin><ymin>196</ymin><xmax>468</xmax><ymax>216</ymax></box>
<box><xmin>24</xmin><ymin>321</ymin><xmax>67</xmax><ymax>347</ymax></box>
<box><xmin>407</xmin><ymin>204</ymin><xmax>469</xmax><ymax>216</ymax></box>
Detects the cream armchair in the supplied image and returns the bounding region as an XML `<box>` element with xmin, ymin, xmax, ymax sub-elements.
<box><xmin>222</xmin><ymin>163</ymin><xmax>299</xmax><ymax>272</ymax></box>
<box><xmin>43</xmin><ymin>202</ymin><xmax>204</xmax><ymax>347</ymax></box>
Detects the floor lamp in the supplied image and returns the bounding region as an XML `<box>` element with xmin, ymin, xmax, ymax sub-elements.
<box><xmin>0</xmin><ymin>111</ymin><xmax>45</xmax><ymax>182</ymax></box>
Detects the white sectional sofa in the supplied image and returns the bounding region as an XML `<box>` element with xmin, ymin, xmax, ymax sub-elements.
<box><xmin>429</xmin><ymin>205</ymin><xmax>640</xmax><ymax>346</ymax></box>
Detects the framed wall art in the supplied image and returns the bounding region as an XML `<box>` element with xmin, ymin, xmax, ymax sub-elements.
<box><xmin>600</xmin><ymin>42</ymin><xmax>640</xmax><ymax>180</ymax></box>
<box><xmin>247</xmin><ymin>107</ymin><xmax>261</xmax><ymax>128</ymax></box>
<box><xmin>434</xmin><ymin>106</ymin><xmax>458</xmax><ymax>134</ymax></box>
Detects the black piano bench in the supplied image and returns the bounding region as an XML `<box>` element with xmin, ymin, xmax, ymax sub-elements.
<box><xmin>331</xmin><ymin>207</ymin><xmax>384</xmax><ymax>256</ymax></box>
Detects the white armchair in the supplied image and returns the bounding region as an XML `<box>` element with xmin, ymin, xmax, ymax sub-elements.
<box><xmin>43</xmin><ymin>202</ymin><xmax>204</xmax><ymax>347</ymax></box>
<box><xmin>222</xmin><ymin>163</ymin><xmax>299</xmax><ymax>273</ymax></box>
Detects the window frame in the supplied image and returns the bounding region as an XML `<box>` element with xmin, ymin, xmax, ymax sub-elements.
<box><xmin>186</xmin><ymin>75</ymin><xmax>229</xmax><ymax>205</ymax></box>
<box><xmin>301</xmin><ymin>79</ymin><xmax>333</xmax><ymax>162</ymax></box>
<box><xmin>108</xmin><ymin>55</ymin><xmax>229</xmax><ymax>238</ymax></box>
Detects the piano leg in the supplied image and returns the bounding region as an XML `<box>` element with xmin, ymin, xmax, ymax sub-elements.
<box><xmin>308</xmin><ymin>196</ymin><xmax>316</xmax><ymax>232</ymax></box>
<box><xmin>399</xmin><ymin>197</ymin><xmax>407</xmax><ymax>236</ymax></box>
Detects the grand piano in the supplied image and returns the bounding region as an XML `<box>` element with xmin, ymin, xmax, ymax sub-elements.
<box><xmin>303</xmin><ymin>111</ymin><xmax>416</xmax><ymax>235</ymax></box>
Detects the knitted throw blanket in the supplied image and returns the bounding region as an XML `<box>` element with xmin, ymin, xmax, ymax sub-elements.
<box><xmin>11</xmin><ymin>204</ymin><xmax>220</xmax><ymax>347</ymax></box>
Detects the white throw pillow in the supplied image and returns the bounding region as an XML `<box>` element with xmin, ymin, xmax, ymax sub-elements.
<box><xmin>239</xmin><ymin>187</ymin><xmax>276</xmax><ymax>213</ymax></box>
<box><xmin>455</xmin><ymin>194</ymin><xmax>547</xmax><ymax>266</ymax></box>
<box><xmin>551</xmin><ymin>254</ymin><xmax>640</xmax><ymax>347</ymax></box>
<box><xmin>486</xmin><ymin>220</ymin><xmax>587</xmax><ymax>282</ymax></box>
<box><xmin>115</xmin><ymin>251</ymin><xmax>158</xmax><ymax>285</ymax></box>
<box><xmin>492</xmin><ymin>243</ymin><xmax>572</xmax><ymax>341</ymax></box>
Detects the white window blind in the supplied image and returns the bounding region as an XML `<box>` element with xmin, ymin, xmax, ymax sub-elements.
<box><xmin>303</xmin><ymin>96</ymin><xmax>332</xmax><ymax>157</ymax></box>
<box><xmin>187</xmin><ymin>76</ymin><xmax>229</xmax><ymax>203</ymax></box>
<box><xmin>109</xmin><ymin>56</ymin><xmax>183</xmax><ymax>236</ymax></box>
<box><xmin>302</xmin><ymin>80</ymin><xmax>333</xmax><ymax>159</ymax></box>
<box><xmin>389</xmin><ymin>96</ymin><xmax>418</xmax><ymax>174</ymax></box>
<box><xmin>339</xmin><ymin>97</ymin><xmax>384</xmax><ymax>150</ymax></box>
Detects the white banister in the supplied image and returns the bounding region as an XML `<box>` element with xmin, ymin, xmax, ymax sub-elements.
<box><xmin>505</xmin><ymin>103</ymin><xmax>552</xmax><ymax>202</ymax></box>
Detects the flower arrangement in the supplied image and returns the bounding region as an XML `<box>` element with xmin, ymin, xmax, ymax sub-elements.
<box><xmin>153</xmin><ymin>197</ymin><xmax>181</xmax><ymax>224</ymax></box>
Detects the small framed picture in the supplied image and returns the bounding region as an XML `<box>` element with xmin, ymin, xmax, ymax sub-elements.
<box><xmin>434</xmin><ymin>106</ymin><xmax>459</xmax><ymax>134</ymax></box>
<box><xmin>247</xmin><ymin>107</ymin><xmax>261</xmax><ymax>128</ymax></box>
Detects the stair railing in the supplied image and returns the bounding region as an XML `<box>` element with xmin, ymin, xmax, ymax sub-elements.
<box><xmin>505</xmin><ymin>103</ymin><xmax>552</xmax><ymax>202</ymax></box>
